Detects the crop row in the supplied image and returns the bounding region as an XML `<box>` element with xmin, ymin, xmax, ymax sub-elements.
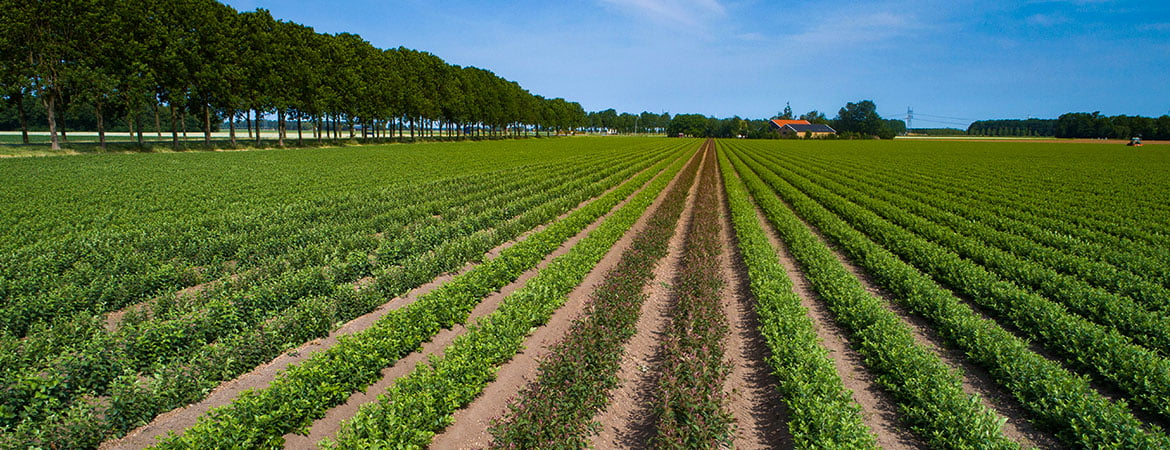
<box><xmin>3</xmin><ymin>149</ymin><xmax>637</xmax><ymax>375</ymax></box>
<box><xmin>0</xmin><ymin>148</ymin><xmax>595</xmax><ymax>336</ymax></box>
<box><xmin>736</xmin><ymin>144</ymin><xmax>1170</xmax><ymax>422</ymax></box>
<box><xmin>150</xmin><ymin>145</ymin><xmax>692</xmax><ymax>449</ymax></box>
<box><xmin>727</xmin><ymin>140</ymin><xmax>1169</xmax><ymax>447</ymax></box>
<box><xmin>782</xmin><ymin>149</ymin><xmax>1170</xmax><ymax>297</ymax></box>
<box><xmin>1</xmin><ymin>146</ymin><xmax>648</xmax><ymax>343</ymax></box>
<box><xmin>724</xmin><ymin>145</ymin><xmax>1017</xmax><ymax>449</ymax></box>
<box><xmin>953</xmin><ymin>169</ymin><xmax>1170</xmax><ymax>249</ymax></box>
<box><xmin>788</xmin><ymin>153</ymin><xmax>1170</xmax><ymax>314</ymax></box>
<box><xmin>2</xmin><ymin>142</ymin><xmax>689</xmax><ymax>448</ymax></box>
<box><xmin>830</xmin><ymin>144</ymin><xmax>1170</xmax><ymax>250</ymax></box>
<box><xmin>650</xmin><ymin>143</ymin><xmax>736</xmax><ymax>448</ymax></box>
<box><xmin>714</xmin><ymin>144</ymin><xmax>876</xmax><ymax>448</ymax></box>
<box><xmin>0</xmin><ymin>148</ymin><xmax>620</xmax><ymax>381</ymax></box>
<box><xmin>785</xmin><ymin>148</ymin><xmax>1170</xmax><ymax>289</ymax></box>
<box><xmin>322</xmin><ymin>145</ymin><xmax>698</xmax><ymax>448</ymax></box>
<box><xmin>486</xmin><ymin>140</ymin><xmax>701</xmax><ymax>447</ymax></box>
<box><xmin>0</xmin><ymin>147</ymin><xmax>668</xmax><ymax>444</ymax></box>
<box><xmin>761</xmin><ymin>151</ymin><xmax>1170</xmax><ymax>354</ymax></box>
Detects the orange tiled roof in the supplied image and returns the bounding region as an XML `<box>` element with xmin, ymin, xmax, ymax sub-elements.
<box><xmin>770</xmin><ymin>119</ymin><xmax>811</xmax><ymax>127</ymax></box>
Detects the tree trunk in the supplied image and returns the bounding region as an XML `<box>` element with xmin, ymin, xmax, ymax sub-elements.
<box><xmin>410</xmin><ymin>118</ymin><xmax>415</xmax><ymax>139</ymax></box>
<box><xmin>348</xmin><ymin>116</ymin><xmax>354</xmax><ymax>139</ymax></box>
<box><xmin>316</xmin><ymin>117</ymin><xmax>322</xmax><ymax>142</ymax></box>
<box><xmin>96</xmin><ymin>104</ymin><xmax>106</xmax><ymax>150</ymax></box>
<box><xmin>42</xmin><ymin>93</ymin><xmax>60</xmax><ymax>150</ymax></box>
<box><xmin>170</xmin><ymin>105</ymin><xmax>179</xmax><ymax>150</ymax></box>
<box><xmin>15</xmin><ymin>92</ymin><xmax>29</xmax><ymax>144</ymax></box>
<box><xmin>277</xmin><ymin>109</ymin><xmax>285</xmax><ymax>147</ymax></box>
<box><xmin>297</xmin><ymin>115</ymin><xmax>303</xmax><ymax>146</ymax></box>
<box><xmin>254</xmin><ymin>108</ymin><xmax>261</xmax><ymax>144</ymax></box>
<box><xmin>229</xmin><ymin>109</ymin><xmax>237</xmax><ymax>147</ymax></box>
<box><xmin>135</xmin><ymin>114</ymin><xmax>143</xmax><ymax>146</ymax></box>
<box><xmin>154</xmin><ymin>103</ymin><xmax>162</xmax><ymax>137</ymax></box>
<box><xmin>181</xmin><ymin>109</ymin><xmax>188</xmax><ymax>140</ymax></box>
<box><xmin>203</xmin><ymin>104</ymin><xmax>212</xmax><ymax>145</ymax></box>
<box><xmin>246</xmin><ymin>110</ymin><xmax>252</xmax><ymax>139</ymax></box>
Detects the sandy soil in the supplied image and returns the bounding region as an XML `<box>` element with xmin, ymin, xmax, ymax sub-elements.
<box><xmin>748</xmin><ymin>195</ymin><xmax>925</xmax><ymax>449</ymax></box>
<box><xmin>713</xmin><ymin>152</ymin><xmax>794</xmax><ymax>449</ymax></box>
<box><xmin>754</xmin><ymin>162</ymin><xmax>1056</xmax><ymax>448</ymax></box>
<box><xmin>428</xmin><ymin>144</ymin><xmax>704</xmax><ymax>450</ymax></box>
<box><xmin>588</xmin><ymin>144</ymin><xmax>707</xmax><ymax>448</ymax></box>
<box><xmin>101</xmin><ymin>163</ymin><xmax>658</xmax><ymax>450</ymax></box>
<box><xmin>824</xmin><ymin>239</ymin><xmax>1058</xmax><ymax>448</ymax></box>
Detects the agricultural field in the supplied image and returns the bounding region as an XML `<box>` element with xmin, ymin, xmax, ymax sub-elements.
<box><xmin>1</xmin><ymin>137</ymin><xmax>1168</xmax><ymax>449</ymax></box>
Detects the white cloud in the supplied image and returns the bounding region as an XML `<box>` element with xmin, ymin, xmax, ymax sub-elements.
<box><xmin>1026</xmin><ymin>13</ymin><xmax>1071</xmax><ymax>26</ymax></box>
<box><xmin>599</xmin><ymin>0</ymin><xmax>726</xmax><ymax>28</ymax></box>
<box><xmin>786</xmin><ymin>12</ymin><xmax>921</xmax><ymax>48</ymax></box>
<box><xmin>736</xmin><ymin>32</ymin><xmax>765</xmax><ymax>41</ymax></box>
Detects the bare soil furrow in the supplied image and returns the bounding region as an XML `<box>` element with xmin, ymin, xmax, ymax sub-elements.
<box><xmin>714</xmin><ymin>151</ymin><xmax>793</xmax><ymax>449</ymax></box>
<box><xmin>750</xmin><ymin>203</ymin><xmax>924</xmax><ymax>449</ymax></box>
<box><xmin>782</xmin><ymin>187</ymin><xmax>1060</xmax><ymax>448</ymax></box>
<box><xmin>428</xmin><ymin>147</ymin><xmax>704</xmax><ymax>450</ymax></box>
<box><xmin>102</xmin><ymin>162</ymin><xmax>659</xmax><ymax>450</ymax></box>
<box><xmin>589</xmin><ymin>144</ymin><xmax>707</xmax><ymax>448</ymax></box>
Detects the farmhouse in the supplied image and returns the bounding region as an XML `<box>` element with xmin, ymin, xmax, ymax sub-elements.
<box><xmin>769</xmin><ymin>119</ymin><xmax>837</xmax><ymax>138</ymax></box>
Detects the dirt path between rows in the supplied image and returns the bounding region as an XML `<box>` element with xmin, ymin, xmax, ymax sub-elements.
<box><xmin>285</xmin><ymin>158</ymin><xmax>684</xmax><ymax>448</ymax></box>
<box><xmin>588</xmin><ymin>145</ymin><xmax>707</xmax><ymax>448</ymax></box>
<box><xmin>102</xmin><ymin>163</ymin><xmax>661</xmax><ymax>450</ymax></box>
<box><xmin>761</xmin><ymin>166</ymin><xmax>1059</xmax><ymax>448</ymax></box>
<box><xmin>427</xmin><ymin>146</ymin><xmax>704</xmax><ymax>449</ymax></box>
<box><xmin>826</xmin><ymin>240</ymin><xmax>1058</xmax><ymax>448</ymax></box>
<box><xmin>713</xmin><ymin>150</ymin><xmax>793</xmax><ymax>449</ymax></box>
<box><xmin>746</xmin><ymin>190</ymin><xmax>924</xmax><ymax>449</ymax></box>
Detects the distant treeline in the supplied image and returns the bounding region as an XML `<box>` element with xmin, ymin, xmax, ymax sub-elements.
<box><xmin>909</xmin><ymin>128</ymin><xmax>967</xmax><ymax>136</ymax></box>
<box><xmin>663</xmin><ymin>100</ymin><xmax>906</xmax><ymax>139</ymax></box>
<box><xmin>967</xmin><ymin>113</ymin><xmax>1170</xmax><ymax>139</ymax></box>
<box><xmin>967</xmin><ymin>119</ymin><xmax>1056</xmax><ymax>137</ymax></box>
<box><xmin>1052</xmin><ymin>113</ymin><xmax>1170</xmax><ymax>140</ymax></box>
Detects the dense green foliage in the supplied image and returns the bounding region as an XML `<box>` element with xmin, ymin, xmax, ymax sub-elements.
<box><xmin>324</xmin><ymin>143</ymin><xmax>695</xmax><ymax>448</ymax></box>
<box><xmin>725</xmin><ymin>143</ymin><xmax>1016</xmax><ymax>448</ymax></box>
<box><xmin>726</xmin><ymin>139</ymin><xmax>1170</xmax><ymax>447</ymax></box>
<box><xmin>1054</xmin><ymin>112</ymin><xmax>1170</xmax><ymax>139</ymax></box>
<box><xmin>665</xmin><ymin>100</ymin><xmax>901</xmax><ymax>139</ymax></box>
<box><xmin>966</xmin><ymin>118</ymin><xmax>1056</xmax><ymax>136</ymax></box>
<box><xmin>0</xmin><ymin>1</ymin><xmax>587</xmax><ymax>150</ymax></box>
<box><xmin>0</xmin><ymin>138</ymin><xmax>687</xmax><ymax>448</ymax></box>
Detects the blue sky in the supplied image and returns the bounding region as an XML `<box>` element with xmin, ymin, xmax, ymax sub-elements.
<box><xmin>223</xmin><ymin>0</ymin><xmax>1169</xmax><ymax>127</ymax></box>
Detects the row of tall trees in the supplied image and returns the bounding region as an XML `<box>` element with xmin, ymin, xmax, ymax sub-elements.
<box><xmin>583</xmin><ymin>109</ymin><xmax>672</xmax><ymax>134</ymax></box>
<box><xmin>967</xmin><ymin>118</ymin><xmax>1057</xmax><ymax>137</ymax></box>
<box><xmin>0</xmin><ymin>0</ymin><xmax>586</xmax><ymax>150</ymax></box>
<box><xmin>1053</xmin><ymin>112</ymin><xmax>1170</xmax><ymax>140</ymax></box>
